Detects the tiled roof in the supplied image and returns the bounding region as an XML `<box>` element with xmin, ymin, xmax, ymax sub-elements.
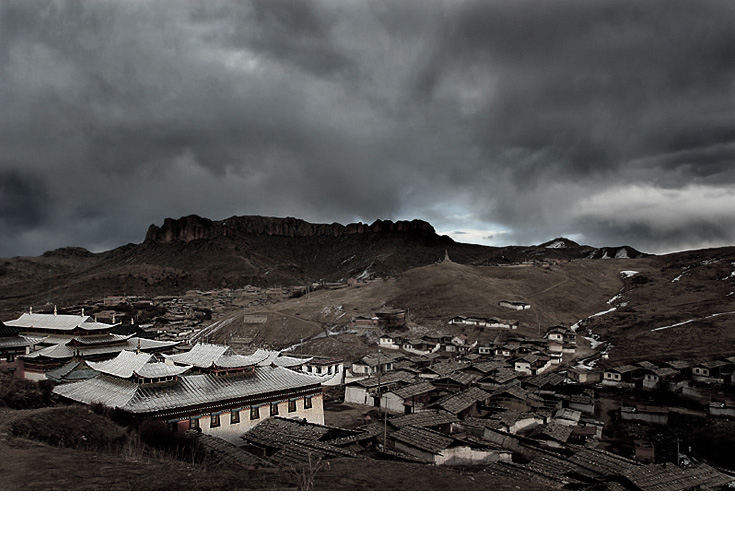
<box><xmin>566</xmin><ymin>447</ymin><xmax>640</xmax><ymax>478</ymax></box>
<box><xmin>243</xmin><ymin>417</ymin><xmax>335</xmax><ymax>448</ymax></box>
<box><xmin>0</xmin><ymin>336</ymin><xmax>32</xmax><ymax>349</ymax></box>
<box><xmin>532</xmin><ymin>422</ymin><xmax>573</xmax><ymax>443</ymax></box>
<box><xmin>622</xmin><ymin>463</ymin><xmax>734</xmax><ymax>491</ymax></box>
<box><xmin>193</xmin><ymin>434</ymin><xmax>273</xmax><ymax>468</ymax></box>
<box><xmin>88</xmin><ymin>351</ymin><xmax>157</xmax><ymax>378</ymax></box>
<box><xmin>169</xmin><ymin>344</ymin><xmax>275</xmax><ymax>369</ymax></box>
<box><xmin>24</xmin><ymin>336</ymin><xmax>179</xmax><ymax>361</ymax></box>
<box><xmin>354</xmin><ymin>370</ymin><xmax>416</xmax><ymax>388</ymax></box>
<box><xmin>6</xmin><ymin>313</ymin><xmax>95</xmax><ymax>331</ymax></box>
<box><xmin>488</xmin><ymin>409</ymin><xmax>540</xmax><ymax>428</ymax></box>
<box><xmin>269</xmin><ymin>440</ymin><xmax>357</xmax><ymax>465</ymax></box>
<box><xmin>270</xmin><ymin>354</ymin><xmax>312</xmax><ymax>368</ymax></box>
<box><xmin>169</xmin><ymin>343</ymin><xmax>232</xmax><ymax>365</ymax></box>
<box><xmin>433</xmin><ymin>387</ymin><xmax>492</xmax><ymax>415</ymax></box>
<box><xmin>389</xmin><ymin>409</ymin><xmax>459</xmax><ymax>429</ymax></box>
<box><xmin>442</xmin><ymin>370</ymin><xmax>478</xmax><ymax>386</ymax></box>
<box><xmin>391</xmin><ymin>381</ymin><xmax>436</xmax><ymax>399</ymax></box>
<box><xmin>70</xmin><ymin>333</ymin><xmax>134</xmax><ymax>345</ymax></box>
<box><xmin>390</xmin><ymin>426</ymin><xmax>458</xmax><ymax>454</ymax></box>
<box><xmin>486</xmin><ymin>368</ymin><xmax>523</xmax><ymax>383</ymax></box>
<box><xmin>428</xmin><ymin>359</ymin><xmax>472</xmax><ymax>377</ymax></box>
<box><xmin>54</xmin><ymin>365</ymin><xmax>322</xmax><ymax>414</ymax></box>
<box><xmin>0</xmin><ymin>322</ymin><xmax>22</xmax><ymax>337</ymax></box>
<box><xmin>136</xmin><ymin>361</ymin><xmax>192</xmax><ymax>379</ymax></box>
<box><xmin>45</xmin><ymin>360</ymin><xmax>100</xmax><ymax>383</ymax></box>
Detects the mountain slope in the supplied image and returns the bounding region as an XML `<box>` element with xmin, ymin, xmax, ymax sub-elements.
<box><xmin>0</xmin><ymin>214</ymin><xmax>648</xmax><ymax>318</ymax></box>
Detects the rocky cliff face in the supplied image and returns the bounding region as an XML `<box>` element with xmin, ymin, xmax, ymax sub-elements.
<box><xmin>144</xmin><ymin>215</ymin><xmax>438</xmax><ymax>243</ymax></box>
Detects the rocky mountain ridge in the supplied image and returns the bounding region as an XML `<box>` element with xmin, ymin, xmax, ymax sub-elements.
<box><xmin>145</xmin><ymin>215</ymin><xmax>440</xmax><ymax>244</ymax></box>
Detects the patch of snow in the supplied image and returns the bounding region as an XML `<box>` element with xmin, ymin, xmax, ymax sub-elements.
<box><xmin>340</xmin><ymin>255</ymin><xmax>356</xmax><ymax>265</ymax></box>
<box><xmin>651</xmin><ymin>310</ymin><xmax>735</xmax><ymax>332</ymax></box>
<box><xmin>728</xmin><ymin>292</ymin><xmax>734</xmax><ymax>297</ymax></box>
<box><xmin>583</xmin><ymin>336</ymin><xmax>604</xmax><ymax>349</ymax></box>
<box><xmin>607</xmin><ymin>294</ymin><xmax>622</xmax><ymax>304</ymax></box>
<box><xmin>546</xmin><ymin>240</ymin><xmax>566</xmax><ymax>249</ymax></box>
<box><xmin>619</xmin><ymin>301</ymin><xmax>628</xmax><ymax>307</ymax></box>
<box><xmin>620</xmin><ymin>270</ymin><xmax>638</xmax><ymax>278</ymax></box>
<box><xmin>590</xmin><ymin>307</ymin><xmax>616</xmax><ymax>318</ymax></box>
<box><xmin>600</xmin><ymin>251</ymin><xmax>610</xmax><ymax>259</ymax></box>
<box><xmin>651</xmin><ymin>319</ymin><xmax>697</xmax><ymax>332</ymax></box>
<box><xmin>615</xmin><ymin>248</ymin><xmax>629</xmax><ymax>259</ymax></box>
<box><xmin>355</xmin><ymin>267</ymin><xmax>373</xmax><ymax>281</ymax></box>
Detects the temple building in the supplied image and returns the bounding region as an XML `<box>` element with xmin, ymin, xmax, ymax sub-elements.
<box><xmin>0</xmin><ymin>321</ymin><xmax>39</xmax><ymax>374</ymax></box>
<box><xmin>5</xmin><ymin>310</ymin><xmax>179</xmax><ymax>381</ymax></box>
<box><xmin>53</xmin><ymin>343</ymin><xmax>324</xmax><ymax>443</ymax></box>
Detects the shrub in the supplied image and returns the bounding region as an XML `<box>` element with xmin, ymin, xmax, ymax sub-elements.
<box><xmin>0</xmin><ymin>374</ymin><xmax>54</xmax><ymax>409</ymax></box>
<box><xmin>9</xmin><ymin>406</ymin><xmax>129</xmax><ymax>450</ymax></box>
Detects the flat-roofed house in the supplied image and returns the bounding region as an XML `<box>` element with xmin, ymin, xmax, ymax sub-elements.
<box><xmin>499</xmin><ymin>300</ymin><xmax>531</xmax><ymax>311</ymax></box>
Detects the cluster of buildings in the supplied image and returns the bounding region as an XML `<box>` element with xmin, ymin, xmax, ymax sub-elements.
<box><xmin>370</xmin><ymin>324</ymin><xmax>576</xmax><ymax>375</ymax></box>
<box><xmin>228</xmin><ymin>393</ymin><xmax>733</xmax><ymax>490</ymax></box>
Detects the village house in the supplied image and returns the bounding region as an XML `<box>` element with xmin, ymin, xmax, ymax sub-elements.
<box><xmin>240</xmin><ymin>416</ymin><xmax>358</xmax><ymax>462</ymax></box>
<box><xmin>389</xmin><ymin>409</ymin><xmax>459</xmax><ymax>435</ymax></box>
<box><xmin>378</xmin><ymin>334</ymin><xmax>401</xmax><ymax>350</ymax></box>
<box><xmin>429</xmin><ymin>387</ymin><xmax>492</xmax><ymax>419</ymax></box>
<box><xmin>634</xmin><ymin>440</ymin><xmax>656</xmax><ymax>463</ymax></box>
<box><xmin>53</xmin><ymin>344</ymin><xmax>325</xmax><ymax>443</ymax></box>
<box><xmin>601</xmin><ymin>364</ymin><xmax>645</xmax><ymax>388</ymax></box>
<box><xmin>691</xmin><ymin>359</ymin><xmax>734</xmax><ymax>384</ymax></box>
<box><xmin>567</xmin><ymin>365</ymin><xmax>602</xmax><ymax>384</ymax></box>
<box><xmin>477</xmin><ymin>368</ymin><xmax>523</xmax><ymax>390</ymax></box>
<box><xmin>350</xmin><ymin>352</ymin><xmax>400</xmax><ymax>377</ymax></box>
<box><xmin>620</xmin><ymin>405</ymin><xmax>669</xmax><ymax>425</ymax></box>
<box><xmin>380</xmin><ymin>380</ymin><xmax>438</xmax><ymax>414</ymax></box>
<box><xmin>448</xmin><ymin>316</ymin><xmax>519</xmax><ymax>330</ymax></box>
<box><xmin>343</xmin><ymin>370</ymin><xmax>416</xmax><ymax>406</ymax></box>
<box><xmin>431</xmin><ymin>370</ymin><xmax>479</xmax><ymax>393</ymax></box>
<box><xmin>642</xmin><ymin>367</ymin><xmax>680</xmax><ymax>390</ymax></box>
<box><xmin>401</xmin><ymin>338</ymin><xmax>441</xmax><ymax>356</ymax></box>
<box><xmin>489</xmin><ymin>387</ymin><xmax>546</xmax><ymax>413</ymax></box>
<box><xmin>499</xmin><ymin>300</ymin><xmax>531</xmax><ymax>310</ymax></box>
<box><xmin>389</xmin><ymin>425</ymin><xmax>509</xmax><ymax>465</ymax></box>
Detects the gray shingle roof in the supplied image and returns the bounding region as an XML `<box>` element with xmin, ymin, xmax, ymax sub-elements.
<box><xmin>169</xmin><ymin>344</ymin><xmax>277</xmax><ymax>369</ymax></box>
<box><xmin>622</xmin><ymin>463</ymin><xmax>734</xmax><ymax>491</ymax></box>
<box><xmin>54</xmin><ymin>365</ymin><xmax>322</xmax><ymax>415</ymax></box>
<box><xmin>6</xmin><ymin>313</ymin><xmax>117</xmax><ymax>332</ymax></box>
<box><xmin>88</xmin><ymin>351</ymin><xmax>157</xmax><ymax>378</ymax></box>
<box><xmin>390</xmin><ymin>426</ymin><xmax>459</xmax><ymax>454</ymax></box>
<box><xmin>433</xmin><ymin>387</ymin><xmax>492</xmax><ymax>414</ymax></box>
<box><xmin>242</xmin><ymin>416</ymin><xmax>335</xmax><ymax>448</ymax></box>
<box><xmin>391</xmin><ymin>381</ymin><xmax>436</xmax><ymax>399</ymax></box>
<box><xmin>44</xmin><ymin>360</ymin><xmax>100</xmax><ymax>383</ymax></box>
<box><xmin>389</xmin><ymin>409</ymin><xmax>459</xmax><ymax>429</ymax></box>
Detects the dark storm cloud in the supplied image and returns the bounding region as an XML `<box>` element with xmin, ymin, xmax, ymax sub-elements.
<box><xmin>0</xmin><ymin>169</ymin><xmax>50</xmax><ymax>230</ymax></box>
<box><xmin>1</xmin><ymin>0</ymin><xmax>734</xmax><ymax>257</ymax></box>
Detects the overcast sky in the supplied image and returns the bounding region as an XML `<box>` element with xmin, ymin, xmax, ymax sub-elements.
<box><xmin>1</xmin><ymin>0</ymin><xmax>734</xmax><ymax>257</ymax></box>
